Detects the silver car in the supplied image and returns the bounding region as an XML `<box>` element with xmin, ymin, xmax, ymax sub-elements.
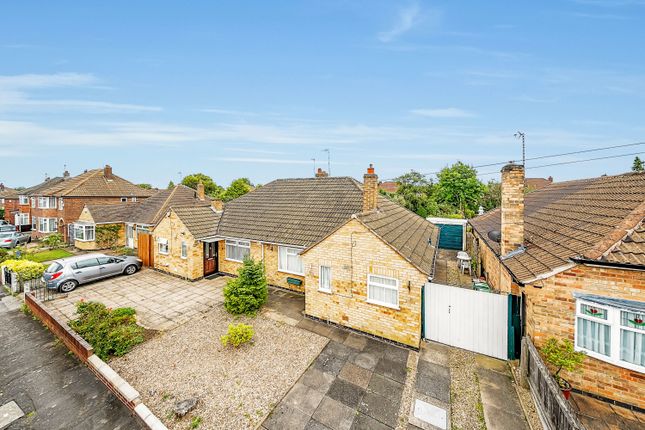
<box><xmin>0</xmin><ymin>231</ymin><xmax>31</xmax><ymax>248</ymax></box>
<box><xmin>44</xmin><ymin>253</ymin><xmax>142</xmax><ymax>292</ymax></box>
<box><xmin>0</xmin><ymin>224</ymin><xmax>16</xmax><ymax>232</ymax></box>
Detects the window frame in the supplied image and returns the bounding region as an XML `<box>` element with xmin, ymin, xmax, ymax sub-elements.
<box><xmin>74</xmin><ymin>224</ymin><xmax>95</xmax><ymax>242</ymax></box>
<box><xmin>16</xmin><ymin>213</ymin><xmax>29</xmax><ymax>226</ymax></box>
<box><xmin>574</xmin><ymin>298</ymin><xmax>645</xmax><ymax>373</ymax></box>
<box><xmin>225</xmin><ymin>239</ymin><xmax>251</xmax><ymax>262</ymax></box>
<box><xmin>366</xmin><ymin>274</ymin><xmax>400</xmax><ymax>309</ymax></box>
<box><xmin>318</xmin><ymin>265</ymin><xmax>332</xmax><ymax>293</ymax></box>
<box><xmin>120</xmin><ymin>197</ymin><xmax>128</xmax><ymax>202</ymax></box>
<box><xmin>157</xmin><ymin>237</ymin><xmax>169</xmax><ymax>255</ymax></box>
<box><xmin>19</xmin><ymin>195</ymin><xmax>29</xmax><ymax>205</ymax></box>
<box><xmin>38</xmin><ymin>217</ymin><xmax>57</xmax><ymax>233</ymax></box>
<box><xmin>278</xmin><ymin>246</ymin><xmax>304</xmax><ymax>275</ymax></box>
<box><xmin>181</xmin><ymin>241</ymin><xmax>188</xmax><ymax>259</ymax></box>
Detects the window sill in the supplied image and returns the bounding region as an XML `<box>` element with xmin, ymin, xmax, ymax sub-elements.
<box><xmin>75</xmin><ymin>239</ymin><xmax>94</xmax><ymax>242</ymax></box>
<box><xmin>366</xmin><ymin>299</ymin><xmax>400</xmax><ymax>310</ymax></box>
<box><xmin>225</xmin><ymin>258</ymin><xmax>244</xmax><ymax>263</ymax></box>
<box><xmin>318</xmin><ymin>288</ymin><xmax>332</xmax><ymax>294</ymax></box>
<box><xmin>575</xmin><ymin>345</ymin><xmax>645</xmax><ymax>373</ymax></box>
<box><xmin>278</xmin><ymin>269</ymin><xmax>304</xmax><ymax>277</ymax></box>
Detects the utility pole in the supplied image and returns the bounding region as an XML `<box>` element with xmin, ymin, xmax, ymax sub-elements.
<box><xmin>514</xmin><ymin>131</ymin><xmax>526</xmax><ymax>166</ymax></box>
<box><xmin>323</xmin><ymin>149</ymin><xmax>331</xmax><ymax>175</ymax></box>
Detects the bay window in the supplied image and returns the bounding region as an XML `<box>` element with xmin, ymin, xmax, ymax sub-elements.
<box><xmin>38</xmin><ymin>217</ymin><xmax>57</xmax><ymax>233</ymax></box>
<box><xmin>367</xmin><ymin>274</ymin><xmax>399</xmax><ymax>309</ymax></box>
<box><xmin>75</xmin><ymin>224</ymin><xmax>95</xmax><ymax>242</ymax></box>
<box><xmin>575</xmin><ymin>295</ymin><xmax>645</xmax><ymax>372</ymax></box>
<box><xmin>278</xmin><ymin>246</ymin><xmax>304</xmax><ymax>275</ymax></box>
<box><xmin>225</xmin><ymin>239</ymin><xmax>250</xmax><ymax>262</ymax></box>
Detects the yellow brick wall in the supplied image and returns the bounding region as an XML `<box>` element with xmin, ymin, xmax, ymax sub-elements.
<box><xmin>153</xmin><ymin>212</ymin><xmax>203</xmax><ymax>280</ymax></box>
<box><xmin>302</xmin><ymin>219</ymin><xmax>427</xmax><ymax>347</ymax></box>
<box><xmin>218</xmin><ymin>240</ymin><xmax>305</xmax><ymax>292</ymax></box>
<box><xmin>525</xmin><ymin>265</ymin><xmax>645</xmax><ymax>408</ymax></box>
<box><xmin>73</xmin><ymin>207</ymin><xmax>126</xmax><ymax>251</ymax></box>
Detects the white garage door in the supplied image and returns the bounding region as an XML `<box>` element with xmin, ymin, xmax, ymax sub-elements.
<box><xmin>424</xmin><ymin>282</ymin><xmax>508</xmax><ymax>360</ymax></box>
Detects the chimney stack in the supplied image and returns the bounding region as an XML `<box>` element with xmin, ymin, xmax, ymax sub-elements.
<box><xmin>63</xmin><ymin>170</ymin><xmax>70</xmax><ymax>179</ymax></box>
<box><xmin>362</xmin><ymin>164</ymin><xmax>378</xmax><ymax>213</ymax></box>
<box><xmin>104</xmin><ymin>164</ymin><xmax>113</xmax><ymax>178</ymax></box>
<box><xmin>0</xmin><ymin>183</ymin><xmax>4</xmax><ymax>191</ymax></box>
<box><xmin>501</xmin><ymin>163</ymin><xmax>525</xmax><ymax>256</ymax></box>
<box><xmin>211</xmin><ymin>199</ymin><xmax>224</xmax><ymax>212</ymax></box>
<box><xmin>197</xmin><ymin>182</ymin><xmax>205</xmax><ymax>201</ymax></box>
<box><xmin>315</xmin><ymin>168</ymin><xmax>328</xmax><ymax>178</ymax></box>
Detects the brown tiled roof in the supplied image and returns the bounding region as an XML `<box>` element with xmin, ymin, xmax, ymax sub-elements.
<box><xmin>0</xmin><ymin>186</ymin><xmax>18</xmax><ymax>199</ymax></box>
<box><xmin>356</xmin><ymin>197</ymin><xmax>439</xmax><ymax>275</ymax></box>
<box><xmin>85</xmin><ymin>185</ymin><xmax>209</xmax><ymax>225</ymax></box>
<box><xmin>470</xmin><ymin>172</ymin><xmax>645</xmax><ymax>283</ymax></box>
<box><xmin>379</xmin><ymin>181</ymin><xmax>399</xmax><ymax>193</ymax></box>
<box><xmin>173</xmin><ymin>205</ymin><xmax>220</xmax><ymax>240</ymax></box>
<box><xmin>23</xmin><ymin>177</ymin><xmax>65</xmax><ymax>196</ymax></box>
<box><xmin>217</xmin><ymin>177</ymin><xmax>365</xmax><ymax>247</ymax></box>
<box><xmin>525</xmin><ymin>177</ymin><xmax>553</xmax><ymax>191</ymax></box>
<box><xmin>605</xmin><ymin>222</ymin><xmax>645</xmax><ymax>266</ymax></box>
<box><xmin>34</xmin><ymin>169</ymin><xmax>154</xmax><ymax>198</ymax></box>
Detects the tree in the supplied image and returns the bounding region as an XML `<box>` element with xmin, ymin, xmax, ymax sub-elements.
<box><xmin>386</xmin><ymin>170</ymin><xmax>438</xmax><ymax>218</ymax></box>
<box><xmin>222</xmin><ymin>178</ymin><xmax>253</xmax><ymax>202</ymax></box>
<box><xmin>167</xmin><ymin>180</ymin><xmax>175</xmax><ymax>189</ymax></box>
<box><xmin>479</xmin><ymin>180</ymin><xmax>501</xmax><ymax>211</ymax></box>
<box><xmin>223</xmin><ymin>257</ymin><xmax>268</xmax><ymax>315</ymax></box>
<box><xmin>137</xmin><ymin>183</ymin><xmax>152</xmax><ymax>190</ymax></box>
<box><xmin>436</xmin><ymin>162</ymin><xmax>484</xmax><ymax>218</ymax></box>
<box><xmin>181</xmin><ymin>173</ymin><xmax>224</xmax><ymax>198</ymax></box>
<box><xmin>633</xmin><ymin>156</ymin><xmax>644</xmax><ymax>172</ymax></box>
<box><xmin>541</xmin><ymin>337</ymin><xmax>585</xmax><ymax>388</ymax></box>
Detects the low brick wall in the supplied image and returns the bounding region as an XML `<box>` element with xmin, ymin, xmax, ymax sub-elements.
<box><xmin>25</xmin><ymin>293</ymin><xmax>167</xmax><ymax>430</ymax></box>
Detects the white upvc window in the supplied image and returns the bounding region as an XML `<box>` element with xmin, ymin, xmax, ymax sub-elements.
<box><xmin>181</xmin><ymin>241</ymin><xmax>187</xmax><ymax>259</ymax></box>
<box><xmin>59</xmin><ymin>198</ymin><xmax>64</xmax><ymax>210</ymax></box>
<box><xmin>121</xmin><ymin>197</ymin><xmax>128</xmax><ymax>202</ymax></box>
<box><xmin>38</xmin><ymin>217</ymin><xmax>57</xmax><ymax>233</ymax></box>
<box><xmin>575</xmin><ymin>298</ymin><xmax>645</xmax><ymax>373</ymax></box>
<box><xmin>367</xmin><ymin>274</ymin><xmax>399</xmax><ymax>309</ymax></box>
<box><xmin>278</xmin><ymin>246</ymin><xmax>304</xmax><ymax>275</ymax></box>
<box><xmin>74</xmin><ymin>224</ymin><xmax>95</xmax><ymax>242</ymax></box>
<box><xmin>158</xmin><ymin>238</ymin><xmax>169</xmax><ymax>255</ymax></box>
<box><xmin>15</xmin><ymin>213</ymin><xmax>29</xmax><ymax>226</ymax></box>
<box><xmin>30</xmin><ymin>197</ymin><xmax>35</xmax><ymax>208</ymax></box>
<box><xmin>38</xmin><ymin>197</ymin><xmax>56</xmax><ymax>209</ymax></box>
<box><xmin>319</xmin><ymin>265</ymin><xmax>332</xmax><ymax>292</ymax></box>
<box><xmin>131</xmin><ymin>197</ymin><xmax>137</xmax><ymax>202</ymax></box>
<box><xmin>19</xmin><ymin>195</ymin><xmax>28</xmax><ymax>205</ymax></box>
<box><xmin>225</xmin><ymin>239</ymin><xmax>250</xmax><ymax>262</ymax></box>
<box><xmin>32</xmin><ymin>216</ymin><xmax>37</xmax><ymax>230</ymax></box>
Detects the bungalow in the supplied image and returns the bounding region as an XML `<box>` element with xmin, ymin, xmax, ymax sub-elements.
<box><xmin>469</xmin><ymin>163</ymin><xmax>645</xmax><ymax>409</ymax></box>
<box><xmin>155</xmin><ymin>165</ymin><xmax>439</xmax><ymax>347</ymax></box>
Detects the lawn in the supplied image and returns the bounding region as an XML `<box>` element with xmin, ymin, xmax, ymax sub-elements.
<box><xmin>26</xmin><ymin>249</ymin><xmax>73</xmax><ymax>263</ymax></box>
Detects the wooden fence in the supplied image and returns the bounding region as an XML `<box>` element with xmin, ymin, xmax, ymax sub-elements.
<box><xmin>520</xmin><ymin>337</ymin><xmax>585</xmax><ymax>430</ymax></box>
<box><xmin>138</xmin><ymin>232</ymin><xmax>154</xmax><ymax>267</ymax></box>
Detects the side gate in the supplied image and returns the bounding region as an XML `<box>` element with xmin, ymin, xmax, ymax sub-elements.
<box><xmin>137</xmin><ymin>232</ymin><xmax>154</xmax><ymax>267</ymax></box>
<box><xmin>424</xmin><ymin>282</ymin><xmax>509</xmax><ymax>360</ymax></box>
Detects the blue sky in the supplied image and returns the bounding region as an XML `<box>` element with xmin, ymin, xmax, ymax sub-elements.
<box><xmin>1</xmin><ymin>0</ymin><xmax>644</xmax><ymax>188</ymax></box>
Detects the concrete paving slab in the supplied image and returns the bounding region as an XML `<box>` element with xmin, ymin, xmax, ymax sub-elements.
<box><xmin>312</xmin><ymin>396</ymin><xmax>356</xmax><ymax>430</ymax></box>
<box><xmin>343</xmin><ymin>333</ymin><xmax>368</xmax><ymax>351</ymax></box>
<box><xmin>350</xmin><ymin>412</ymin><xmax>392</xmax><ymax>430</ymax></box>
<box><xmin>374</xmin><ymin>356</ymin><xmax>408</xmax><ymax>384</ymax></box>
<box><xmin>283</xmin><ymin>382</ymin><xmax>325</xmax><ymax>416</ymax></box>
<box><xmin>415</xmin><ymin>361</ymin><xmax>450</xmax><ymax>404</ymax></box>
<box><xmin>263</xmin><ymin>403</ymin><xmax>310</xmax><ymax>430</ymax></box>
<box><xmin>0</xmin><ymin>401</ymin><xmax>24</xmax><ymax>428</ymax></box>
<box><xmin>413</xmin><ymin>399</ymin><xmax>447</xmax><ymax>430</ymax></box>
<box><xmin>327</xmin><ymin>378</ymin><xmax>366</xmax><ymax>409</ymax></box>
<box><xmin>367</xmin><ymin>373</ymin><xmax>404</xmax><ymax>403</ymax></box>
<box><xmin>338</xmin><ymin>362</ymin><xmax>372</xmax><ymax>389</ymax></box>
<box><xmin>349</xmin><ymin>350</ymin><xmax>380</xmax><ymax>371</ymax></box>
<box><xmin>358</xmin><ymin>391</ymin><xmax>400</xmax><ymax>428</ymax></box>
<box><xmin>300</xmin><ymin>367</ymin><xmax>335</xmax><ymax>394</ymax></box>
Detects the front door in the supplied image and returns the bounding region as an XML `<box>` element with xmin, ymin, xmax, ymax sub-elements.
<box><xmin>203</xmin><ymin>242</ymin><xmax>218</xmax><ymax>276</ymax></box>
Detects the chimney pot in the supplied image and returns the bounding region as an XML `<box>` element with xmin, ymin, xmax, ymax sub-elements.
<box><xmin>197</xmin><ymin>182</ymin><xmax>205</xmax><ymax>201</ymax></box>
<box><xmin>363</xmin><ymin>164</ymin><xmax>378</xmax><ymax>212</ymax></box>
<box><xmin>211</xmin><ymin>199</ymin><xmax>224</xmax><ymax>212</ymax></box>
<box><xmin>500</xmin><ymin>163</ymin><xmax>525</xmax><ymax>256</ymax></box>
<box><xmin>548</xmin><ymin>176</ymin><xmax>553</xmax><ymax>183</ymax></box>
<box><xmin>63</xmin><ymin>170</ymin><xmax>70</xmax><ymax>179</ymax></box>
<box><xmin>104</xmin><ymin>164</ymin><xmax>113</xmax><ymax>178</ymax></box>
<box><xmin>315</xmin><ymin>168</ymin><xmax>328</xmax><ymax>178</ymax></box>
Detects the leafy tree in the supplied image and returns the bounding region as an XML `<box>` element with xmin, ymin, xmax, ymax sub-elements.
<box><xmin>137</xmin><ymin>183</ymin><xmax>152</xmax><ymax>190</ymax></box>
<box><xmin>223</xmin><ymin>257</ymin><xmax>268</xmax><ymax>315</ymax></box>
<box><xmin>479</xmin><ymin>180</ymin><xmax>501</xmax><ymax>211</ymax></box>
<box><xmin>167</xmin><ymin>180</ymin><xmax>175</xmax><ymax>189</ymax></box>
<box><xmin>181</xmin><ymin>173</ymin><xmax>224</xmax><ymax>198</ymax></box>
<box><xmin>222</xmin><ymin>178</ymin><xmax>253</xmax><ymax>202</ymax></box>
<box><xmin>386</xmin><ymin>170</ymin><xmax>438</xmax><ymax>218</ymax></box>
<box><xmin>436</xmin><ymin>162</ymin><xmax>484</xmax><ymax>218</ymax></box>
<box><xmin>633</xmin><ymin>156</ymin><xmax>644</xmax><ymax>172</ymax></box>
<box><xmin>541</xmin><ymin>337</ymin><xmax>585</xmax><ymax>388</ymax></box>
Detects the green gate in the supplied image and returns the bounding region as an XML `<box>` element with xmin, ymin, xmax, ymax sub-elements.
<box><xmin>436</xmin><ymin>223</ymin><xmax>464</xmax><ymax>250</ymax></box>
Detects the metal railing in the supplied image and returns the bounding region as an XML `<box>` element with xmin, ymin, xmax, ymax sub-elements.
<box><xmin>27</xmin><ymin>278</ymin><xmax>60</xmax><ymax>302</ymax></box>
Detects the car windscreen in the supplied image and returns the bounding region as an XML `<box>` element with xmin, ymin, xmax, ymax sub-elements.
<box><xmin>0</xmin><ymin>226</ymin><xmax>15</xmax><ymax>232</ymax></box>
<box><xmin>46</xmin><ymin>262</ymin><xmax>63</xmax><ymax>273</ymax></box>
<box><xmin>0</xmin><ymin>232</ymin><xmax>13</xmax><ymax>238</ymax></box>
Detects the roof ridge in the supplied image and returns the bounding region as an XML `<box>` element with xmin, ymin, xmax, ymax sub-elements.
<box><xmin>60</xmin><ymin>169</ymin><xmax>102</xmax><ymax>196</ymax></box>
<box><xmin>594</xmin><ymin>206</ymin><xmax>645</xmax><ymax>261</ymax></box>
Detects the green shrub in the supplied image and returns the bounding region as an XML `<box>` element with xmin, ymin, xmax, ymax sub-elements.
<box><xmin>223</xmin><ymin>257</ymin><xmax>268</xmax><ymax>315</ymax></box>
<box><xmin>220</xmin><ymin>323</ymin><xmax>254</xmax><ymax>348</ymax></box>
<box><xmin>114</xmin><ymin>246</ymin><xmax>136</xmax><ymax>256</ymax></box>
<box><xmin>69</xmin><ymin>301</ymin><xmax>144</xmax><ymax>360</ymax></box>
<box><xmin>42</xmin><ymin>233</ymin><xmax>64</xmax><ymax>249</ymax></box>
<box><xmin>1</xmin><ymin>259</ymin><xmax>45</xmax><ymax>281</ymax></box>
<box><xmin>0</xmin><ymin>248</ymin><xmax>8</xmax><ymax>263</ymax></box>
<box><xmin>95</xmin><ymin>224</ymin><xmax>121</xmax><ymax>249</ymax></box>
<box><xmin>541</xmin><ymin>337</ymin><xmax>585</xmax><ymax>387</ymax></box>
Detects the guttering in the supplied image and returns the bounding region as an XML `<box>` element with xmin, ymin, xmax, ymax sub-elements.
<box><xmin>517</xmin><ymin>262</ymin><xmax>576</xmax><ymax>286</ymax></box>
<box><xmin>570</xmin><ymin>257</ymin><xmax>645</xmax><ymax>272</ymax></box>
<box><xmin>199</xmin><ymin>234</ymin><xmax>305</xmax><ymax>249</ymax></box>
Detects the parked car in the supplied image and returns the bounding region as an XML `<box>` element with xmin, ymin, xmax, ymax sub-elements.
<box><xmin>0</xmin><ymin>231</ymin><xmax>31</xmax><ymax>248</ymax></box>
<box><xmin>0</xmin><ymin>220</ymin><xmax>9</xmax><ymax>226</ymax></box>
<box><xmin>43</xmin><ymin>253</ymin><xmax>143</xmax><ymax>292</ymax></box>
<box><xmin>0</xmin><ymin>224</ymin><xmax>16</xmax><ymax>232</ymax></box>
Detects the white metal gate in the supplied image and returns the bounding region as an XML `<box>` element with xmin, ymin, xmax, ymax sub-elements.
<box><xmin>424</xmin><ymin>282</ymin><xmax>508</xmax><ymax>360</ymax></box>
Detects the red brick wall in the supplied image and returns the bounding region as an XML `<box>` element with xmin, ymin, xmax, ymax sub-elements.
<box><xmin>2</xmin><ymin>199</ymin><xmax>19</xmax><ymax>221</ymax></box>
<box><xmin>525</xmin><ymin>265</ymin><xmax>645</xmax><ymax>408</ymax></box>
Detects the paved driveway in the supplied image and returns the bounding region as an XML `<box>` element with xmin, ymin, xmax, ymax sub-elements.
<box><xmin>44</xmin><ymin>269</ymin><xmax>227</xmax><ymax>330</ymax></box>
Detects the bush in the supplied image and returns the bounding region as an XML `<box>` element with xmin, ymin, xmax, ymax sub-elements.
<box><xmin>95</xmin><ymin>224</ymin><xmax>121</xmax><ymax>249</ymax></box>
<box><xmin>220</xmin><ymin>323</ymin><xmax>254</xmax><ymax>348</ymax></box>
<box><xmin>114</xmin><ymin>246</ymin><xmax>136</xmax><ymax>256</ymax></box>
<box><xmin>1</xmin><ymin>259</ymin><xmax>45</xmax><ymax>281</ymax></box>
<box><xmin>69</xmin><ymin>301</ymin><xmax>144</xmax><ymax>360</ymax></box>
<box><xmin>42</xmin><ymin>233</ymin><xmax>64</xmax><ymax>249</ymax></box>
<box><xmin>0</xmin><ymin>248</ymin><xmax>9</xmax><ymax>264</ymax></box>
<box><xmin>541</xmin><ymin>337</ymin><xmax>585</xmax><ymax>387</ymax></box>
<box><xmin>223</xmin><ymin>257</ymin><xmax>268</xmax><ymax>315</ymax></box>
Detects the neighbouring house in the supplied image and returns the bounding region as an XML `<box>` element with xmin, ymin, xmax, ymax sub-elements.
<box><xmin>10</xmin><ymin>175</ymin><xmax>66</xmax><ymax>232</ymax></box>
<box><xmin>524</xmin><ymin>175</ymin><xmax>553</xmax><ymax>191</ymax></box>
<box><xmin>0</xmin><ymin>184</ymin><xmax>18</xmax><ymax>219</ymax></box>
<box><xmin>379</xmin><ymin>181</ymin><xmax>399</xmax><ymax>193</ymax></box>
<box><xmin>27</xmin><ymin>165</ymin><xmax>154</xmax><ymax>241</ymax></box>
<box><xmin>469</xmin><ymin>164</ymin><xmax>645</xmax><ymax>409</ymax></box>
<box><xmin>155</xmin><ymin>165</ymin><xmax>439</xmax><ymax>347</ymax></box>
<box><xmin>74</xmin><ymin>183</ymin><xmax>216</xmax><ymax>252</ymax></box>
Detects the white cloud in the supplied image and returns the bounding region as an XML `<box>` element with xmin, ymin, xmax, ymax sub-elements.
<box><xmin>410</xmin><ymin>108</ymin><xmax>476</xmax><ymax>118</ymax></box>
<box><xmin>0</xmin><ymin>72</ymin><xmax>97</xmax><ymax>89</ymax></box>
<box><xmin>210</xmin><ymin>157</ymin><xmax>312</xmax><ymax>165</ymax></box>
<box><xmin>378</xmin><ymin>3</ymin><xmax>422</xmax><ymax>43</ymax></box>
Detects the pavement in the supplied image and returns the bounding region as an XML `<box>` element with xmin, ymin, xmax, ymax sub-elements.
<box><xmin>44</xmin><ymin>269</ymin><xmax>227</xmax><ymax>330</ymax></box>
<box><xmin>0</xmin><ymin>295</ymin><xmax>141</xmax><ymax>429</ymax></box>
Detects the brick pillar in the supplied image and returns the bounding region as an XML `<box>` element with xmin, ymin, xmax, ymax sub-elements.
<box><xmin>315</xmin><ymin>168</ymin><xmax>328</xmax><ymax>178</ymax></box>
<box><xmin>197</xmin><ymin>182</ymin><xmax>205</xmax><ymax>201</ymax></box>
<box><xmin>362</xmin><ymin>164</ymin><xmax>378</xmax><ymax>213</ymax></box>
<box><xmin>501</xmin><ymin>163</ymin><xmax>525</xmax><ymax>256</ymax></box>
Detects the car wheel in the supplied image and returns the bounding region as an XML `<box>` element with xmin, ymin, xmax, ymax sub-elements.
<box><xmin>27</xmin><ymin>237</ymin><xmax>31</xmax><ymax>243</ymax></box>
<box><xmin>124</xmin><ymin>265</ymin><xmax>137</xmax><ymax>275</ymax></box>
<box><xmin>59</xmin><ymin>280</ymin><xmax>78</xmax><ymax>293</ymax></box>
